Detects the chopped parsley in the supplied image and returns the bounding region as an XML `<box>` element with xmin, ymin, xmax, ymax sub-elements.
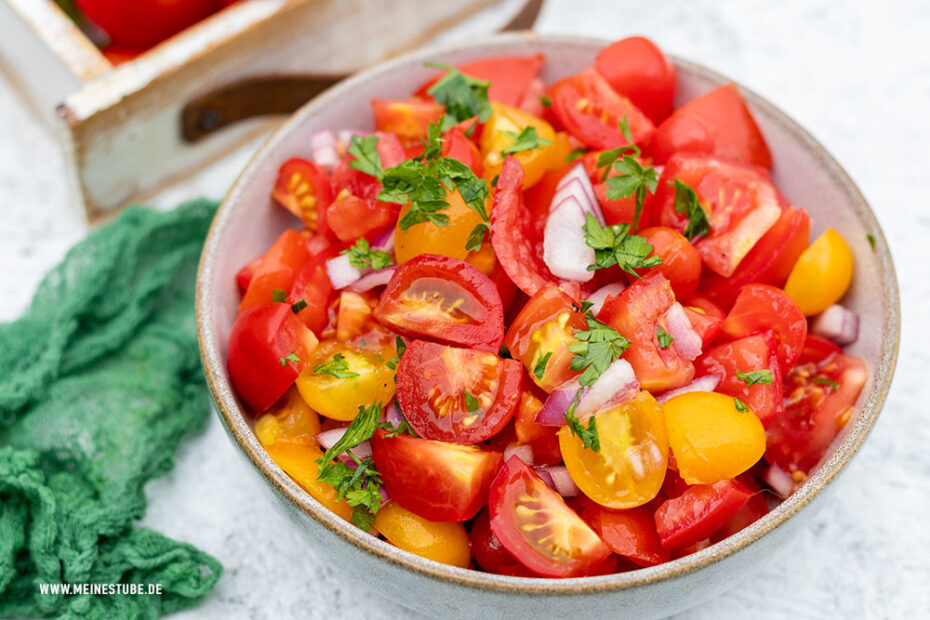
<box><xmin>734</xmin><ymin>398</ymin><xmax>750</xmax><ymax>413</ymax></box>
<box><xmin>290</xmin><ymin>299</ymin><xmax>307</xmax><ymax>314</ymax></box>
<box><xmin>278</xmin><ymin>351</ymin><xmax>301</xmax><ymax>367</ymax></box>
<box><xmin>813</xmin><ymin>377</ymin><xmax>840</xmax><ymax>390</ymax></box>
<box><xmin>568</xmin><ymin>316</ymin><xmax>631</xmax><ymax>387</ymax></box>
<box><xmin>425</xmin><ymin>63</ymin><xmax>493</xmax><ymax>130</ymax></box>
<box><xmin>736</xmin><ymin>369</ymin><xmax>774</xmax><ymax>386</ymax></box>
<box><xmin>597</xmin><ymin>117</ymin><xmax>658</xmax><ymax>231</ymax></box>
<box><xmin>313</xmin><ymin>353</ymin><xmax>360</xmax><ymax>379</ymax></box>
<box><xmin>583</xmin><ymin>213</ymin><xmax>662</xmax><ymax>277</ymax></box>
<box><xmin>341</xmin><ymin>237</ymin><xmax>393</xmax><ymax>270</ymax></box>
<box><xmin>533</xmin><ymin>351</ymin><xmax>553</xmax><ymax>380</ymax></box>
<box><xmin>866</xmin><ymin>233</ymin><xmax>877</xmax><ymax>251</ymax></box>
<box><xmin>500</xmin><ymin>126</ymin><xmax>553</xmax><ymax>155</ymax></box>
<box><xmin>271</xmin><ymin>289</ymin><xmax>286</xmax><ymax>303</ymax></box>
<box><xmin>385</xmin><ymin>356</ymin><xmax>400</xmax><ymax>370</ymax></box>
<box><xmin>540</xmin><ymin>94</ymin><xmax>552</xmax><ymax>107</ymax></box>
<box><xmin>377</xmin><ymin>417</ymin><xmax>418</xmax><ymax>438</ymax></box>
<box><xmin>566</xmin><ymin>147</ymin><xmax>586</xmax><ymax>163</ymax></box>
<box><xmin>395</xmin><ymin>336</ymin><xmax>406</xmax><ymax>358</ymax></box>
<box><xmin>564</xmin><ymin>389</ymin><xmax>600</xmax><ymax>452</ymax></box>
<box><xmin>671</xmin><ymin>179</ymin><xmax>711</xmax><ymax>241</ymax></box>
<box><xmin>656</xmin><ymin>326</ymin><xmax>674</xmax><ymax>349</ymax></box>
<box><xmin>464</xmin><ymin>390</ymin><xmax>480</xmax><ymax>413</ymax></box>
<box><xmin>347</xmin><ymin>134</ymin><xmax>383</xmax><ymax>178</ymax></box>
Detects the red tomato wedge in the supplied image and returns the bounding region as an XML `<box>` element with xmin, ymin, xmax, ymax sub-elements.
<box><xmin>720</xmin><ymin>283</ymin><xmax>807</xmax><ymax>374</ymax></box>
<box><xmin>681</xmin><ymin>296</ymin><xmax>726</xmax><ymax>348</ymax></box>
<box><xmin>513</xmin><ymin>386</ymin><xmax>561</xmax><ymax>465</ymax></box>
<box><xmin>227</xmin><ymin>302</ymin><xmax>319</xmax><ymax>412</ymax></box>
<box><xmin>415</xmin><ymin>55</ymin><xmax>545</xmax><ymax>107</ymax></box>
<box><xmin>766</xmin><ymin>351</ymin><xmax>867</xmax><ymax>474</ymax></box>
<box><xmin>594</xmin><ymin>36</ymin><xmax>676</xmax><ymax>125</ymax></box>
<box><xmin>490</xmin><ymin>156</ymin><xmax>561</xmax><ymax>297</ymax></box>
<box><xmin>489</xmin><ymin>457</ymin><xmax>611</xmax><ymax>577</ymax></box>
<box><xmin>371</xmin><ymin>98</ymin><xmax>444</xmax><ymax>146</ymax></box>
<box><xmin>648</xmin><ymin>84</ymin><xmax>772</xmax><ymax>168</ymax></box>
<box><xmin>236</xmin><ymin>254</ymin><xmax>263</xmax><ymax>296</ymax></box>
<box><xmin>548</xmin><ymin>67</ymin><xmax>655</xmax><ymax>150</ymax></box>
<box><xmin>711</xmin><ymin>477</ymin><xmax>770</xmax><ymax>542</ymax></box>
<box><xmin>696</xmin><ymin>332</ymin><xmax>783</xmax><ymax>426</ymax></box>
<box><xmin>374</xmin><ymin>254</ymin><xmax>505</xmax><ymax>352</ymax></box>
<box><xmin>441</xmin><ymin>127</ymin><xmax>484</xmax><ymax>177</ymax></box>
<box><xmin>396</xmin><ymin>340</ymin><xmax>522</xmax><ymax>443</ymax></box>
<box><xmin>325</xmin><ymin>191</ymin><xmax>397</xmax><ymax>244</ymax></box>
<box><xmin>240</xmin><ymin>229</ymin><xmax>312</xmax><ymax>312</ymax></box>
<box><xmin>798</xmin><ymin>334</ymin><xmax>843</xmax><ymax>365</ymax></box>
<box><xmin>636</xmin><ymin>226</ymin><xmax>703</xmax><ymax>299</ymax></box>
<box><xmin>287</xmin><ymin>243</ymin><xmax>339</xmax><ymax>335</ymax></box>
<box><xmin>654</xmin><ymin>479</ymin><xmax>753</xmax><ymax>550</ymax></box>
<box><xmin>597</xmin><ymin>272</ymin><xmax>695</xmax><ymax>392</ymax></box>
<box><xmin>272</xmin><ymin>158</ymin><xmax>332</xmax><ymax>233</ymax></box>
<box><xmin>469</xmin><ymin>509</ymin><xmax>535</xmax><ymax>576</ymax></box>
<box><xmin>583</xmin><ymin>505</ymin><xmax>669</xmax><ymax>567</ymax></box>
<box><xmin>370</xmin><ymin>429</ymin><xmax>502</xmax><ymax>521</ymax></box>
<box><xmin>698</xmin><ymin>206</ymin><xmax>811</xmax><ymax>309</ymax></box>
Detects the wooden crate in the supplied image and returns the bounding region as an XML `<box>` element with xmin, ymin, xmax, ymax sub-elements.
<box><xmin>0</xmin><ymin>0</ymin><xmax>535</xmax><ymax>219</ymax></box>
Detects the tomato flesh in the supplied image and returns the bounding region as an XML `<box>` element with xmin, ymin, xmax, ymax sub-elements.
<box><xmin>584</xmin><ymin>504</ymin><xmax>669</xmax><ymax>567</ymax></box>
<box><xmin>720</xmin><ymin>283</ymin><xmax>807</xmax><ymax>374</ymax></box>
<box><xmin>272</xmin><ymin>158</ymin><xmax>332</xmax><ymax>233</ymax></box>
<box><xmin>594</xmin><ymin>36</ymin><xmax>676</xmax><ymax>124</ymax></box>
<box><xmin>654</xmin><ymin>479</ymin><xmax>753</xmax><ymax>550</ymax></box>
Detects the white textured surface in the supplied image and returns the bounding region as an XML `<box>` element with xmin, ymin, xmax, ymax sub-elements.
<box><xmin>1</xmin><ymin>0</ymin><xmax>928</xmax><ymax>617</ymax></box>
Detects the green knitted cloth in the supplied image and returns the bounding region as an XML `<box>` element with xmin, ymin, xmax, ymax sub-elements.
<box><xmin>0</xmin><ymin>200</ymin><xmax>222</xmax><ymax>618</ymax></box>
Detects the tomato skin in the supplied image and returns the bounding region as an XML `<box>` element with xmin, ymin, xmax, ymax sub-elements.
<box><xmin>594</xmin><ymin>37</ymin><xmax>676</xmax><ymax>125</ymax></box>
<box><xmin>548</xmin><ymin>68</ymin><xmax>655</xmax><ymax>150</ymax></box>
<box><xmin>681</xmin><ymin>296</ymin><xmax>725</xmax><ymax>348</ymax></box>
<box><xmin>469</xmin><ymin>509</ymin><xmax>535</xmax><ymax>576</ymax></box>
<box><xmin>77</xmin><ymin>0</ymin><xmax>217</xmax><ymax>48</ymax></box>
<box><xmin>288</xmin><ymin>243</ymin><xmax>339</xmax><ymax>335</ymax></box>
<box><xmin>236</xmin><ymin>255</ymin><xmax>263</xmax><ymax>296</ymax></box>
<box><xmin>441</xmin><ymin>127</ymin><xmax>484</xmax><ymax>177</ymax></box>
<box><xmin>394</xmin><ymin>190</ymin><xmax>489</xmax><ymax>263</ymax></box>
<box><xmin>326</xmin><ymin>191</ymin><xmax>397</xmax><ymax>244</ymax></box>
<box><xmin>374</xmin><ymin>501</ymin><xmax>471</xmax><ymax>568</ymax></box>
<box><xmin>783</xmin><ymin>229</ymin><xmax>855</xmax><ymax>316</ymax></box>
<box><xmin>597</xmin><ymin>273</ymin><xmax>695</xmax><ymax>392</ymax></box>
<box><xmin>489</xmin><ymin>457</ymin><xmax>611</xmax><ymax>577</ymax></box>
<box><xmin>648</xmin><ymin>84</ymin><xmax>772</xmax><ymax>168</ymax></box>
<box><xmin>654</xmin><ymin>479</ymin><xmax>753</xmax><ymax>550</ymax></box>
<box><xmin>254</xmin><ymin>386</ymin><xmax>321</xmax><ymax>447</ymax></box>
<box><xmin>371</xmin><ymin>429</ymin><xmax>502</xmax><ymax>522</ymax></box>
<box><xmin>696</xmin><ymin>332</ymin><xmax>783</xmax><ymax>426</ymax></box>
<box><xmin>711</xmin><ymin>477</ymin><xmax>770</xmax><ymax>542</ymax></box>
<box><xmin>481</xmin><ymin>102</ymin><xmax>557</xmax><ymax>189</ymax></box>
<box><xmin>798</xmin><ymin>334</ymin><xmax>843</xmax><ymax>365</ymax></box>
<box><xmin>371</xmin><ymin>98</ymin><xmax>443</xmax><ymax>146</ymax></box>
<box><xmin>374</xmin><ymin>254</ymin><xmax>505</xmax><ymax>352</ymax></box>
<box><xmin>583</xmin><ymin>505</ymin><xmax>669</xmax><ymax>567</ymax></box>
<box><xmin>697</xmin><ymin>206</ymin><xmax>810</xmax><ymax>309</ymax></box>
<box><xmin>636</xmin><ymin>227</ymin><xmax>702</xmax><ymax>299</ymax></box>
<box><xmin>227</xmin><ymin>302</ymin><xmax>319</xmax><ymax>413</ymax></box>
<box><xmin>415</xmin><ymin>55</ymin><xmax>545</xmax><ymax>107</ymax></box>
<box><xmin>272</xmin><ymin>158</ymin><xmax>332</xmax><ymax>233</ymax></box>
<box><xmin>513</xmin><ymin>386</ymin><xmax>561</xmax><ymax>464</ymax></box>
<box><xmin>264</xmin><ymin>441</ymin><xmax>354</xmax><ymax>522</ymax></box>
<box><xmin>396</xmin><ymin>340</ymin><xmax>522</xmax><ymax>444</ymax></box>
<box><xmin>720</xmin><ymin>283</ymin><xmax>807</xmax><ymax>374</ymax></box>
<box><xmin>240</xmin><ymin>229</ymin><xmax>312</xmax><ymax>312</ymax></box>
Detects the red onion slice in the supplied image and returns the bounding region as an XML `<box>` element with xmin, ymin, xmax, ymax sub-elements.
<box><xmin>372</xmin><ymin>227</ymin><xmax>396</xmax><ymax>253</ymax></box>
<box><xmin>811</xmin><ymin>304</ymin><xmax>859</xmax><ymax>346</ymax></box>
<box><xmin>503</xmin><ymin>443</ymin><xmax>534</xmax><ymax>466</ymax></box>
<box><xmin>382</xmin><ymin>401</ymin><xmax>403</xmax><ymax>426</ymax></box>
<box><xmin>347</xmin><ymin>265</ymin><xmax>397</xmax><ymax>292</ymax></box>
<box><xmin>310</xmin><ymin>130</ymin><xmax>339</xmax><ymax>171</ymax></box>
<box><xmin>585</xmin><ymin>282</ymin><xmax>625</xmax><ymax>316</ymax></box>
<box><xmin>662</xmin><ymin>302</ymin><xmax>703</xmax><ymax>361</ymax></box>
<box><xmin>544</xmin><ymin>196</ymin><xmax>596</xmax><ymax>282</ymax></box>
<box><xmin>315</xmin><ymin>428</ymin><xmax>372</xmax><ymax>465</ymax></box>
<box><xmin>656</xmin><ymin>374</ymin><xmax>722</xmax><ymax>404</ymax></box>
<box><xmin>325</xmin><ymin>254</ymin><xmax>364</xmax><ymax>290</ymax></box>
<box><xmin>763</xmin><ymin>463</ymin><xmax>795</xmax><ymax>498</ymax></box>
<box><xmin>554</xmin><ymin>163</ymin><xmax>600</xmax><ymax>220</ymax></box>
<box><xmin>535</xmin><ymin>465</ymin><xmax>580</xmax><ymax>497</ymax></box>
<box><xmin>576</xmin><ymin>358</ymin><xmax>639</xmax><ymax>418</ymax></box>
<box><xmin>536</xmin><ymin>378</ymin><xmax>586</xmax><ymax>426</ymax></box>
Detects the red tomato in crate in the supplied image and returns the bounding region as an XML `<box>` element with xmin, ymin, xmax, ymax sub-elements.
<box><xmin>415</xmin><ymin>55</ymin><xmax>545</xmax><ymax>107</ymax></box>
<box><xmin>648</xmin><ymin>84</ymin><xmax>772</xmax><ymax>168</ymax></box>
<box><xmin>370</xmin><ymin>430</ymin><xmax>502</xmax><ymax>522</ymax></box>
<box><xmin>489</xmin><ymin>457</ymin><xmax>611</xmax><ymax>577</ymax></box>
<box><xmin>594</xmin><ymin>37</ymin><xmax>676</xmax><ymax>124</ymax></box>
<box><xmin>374</xmin><ymin>254</ymin><xmax>505</xmax><ymax>352</ymax></box>
<box><xmin>469</xmin><ymin>509</ymin><xmax>535</xmax><ymax>576</ymax></box>
<box><xmin>583</xmin><ymin>504</ymin><xmax>669</xmax><ymax>567</ymax></box>
<box><xmin>272</xmin><ymin>159</ymin><xmax>332</xmax><ymax>234</ymax></box>
<box><xmin>720</xmin><ymin>283</ymin><xmax>807</xmax><ymax>374</ymax></box>
<box><xmin>77</xmin><ymin>0</ymin><xmax>219</xmax><ymax>48</ymax></box>
<box><xmin>548</xmin><ymin>68</ymin><xmax>655</xmax><ymax>150</ymax></box>
<box><xmin>654</xmin><ymin>479</ymin><xmax>753</xmax><ymax>551</ymax></box>
<box><xmin>396</xmin><ymin>340</ymin><xmax>522</xmax><ymax>443</ymax></box>
<box><xmin>239</xmin><ymin>229</ymin><xmax>312</xmax><ymax>312</ymax></box>
<box><xmin>227</xmin><ymin>302</ymin><xmax>319</xmax><ymax>412</ymax></box>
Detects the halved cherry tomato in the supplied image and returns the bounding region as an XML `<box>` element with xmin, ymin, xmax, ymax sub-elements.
<box><xmin>597</xmin><ymin>273</ymin><xmax>695</xmax><ymax>392</ymax></box>
<box><xmin>697</xmin><ymin>206</ymin><xmax>810</xmax><ymax>309</ymax></box>
<box><xmin>253</xmin><ymin>386</ymin><xmax>321</xmax><ymax>447</ymax></box>
<box><xmin>696</xmin><ymin>332</ymin><xmax>783</xmax><ymax>426</ymax></box>
<box><xmin>326</xmin><ymin>190</ymin><xmax>398</xmax><ymax>244</ymax></box>
<box><xmin>583</xmin><ymin>504</ymin><xmax>669</xmax><ymax>567</ymax></box>
<box><xmin>371</xmin><ymin>98</ymin><xmax>444</xmax><ymax>146</ymax></box>
<box><xmin>469</xmin><ymin>509</ymin><xmax>535</xmax><ymax>576</ymax></box>
<box><xmin>652</xmin><ymin>154</ymin><xmax>783</xmax><ymax>277</ymax></box>
<box><xmin>415</xmin><ymin>55</ymin><xmax>545</xmax><ymax>107</ymax></box>
<box><xmin>783</xmin><ymin>228</ymin><xmax>854</xmax><ymax>316</ymax></box>
<box><xmin>720</xmin><ymin>283</ymin><xmax>807</xmax><ymax>374</ymax></box>
<box><xmin>481</xmin><ymin>102</ymin><xmax>557</xmax><ymax>188</ymax></box>
<box><xmin>798</xmin><ymin>334</ymin><xmax>843</xmax><ymax>365</ymax></box>
<box><xmin>371</xmin><ymin>429</ymin><xmax>502</xmax><ymax>521</ymax></box>
<box><xmin>374</xmin><ymin>501</ymin><xmax>471</xmax><ymax>568</ymax></box>
<box><xmin>239</xmin><ymin>229</ymin><xmax>311</xmax><ymax>311</ymax></box>
<box><xmin>636</xmin><ymin>226</ymin><xmax>702</xmax><ymax>299</ymax></box>
<box><xmin>491</xmin><ymin>156</ymin><xmax>562</xmax><ymax>297</ymax></box>
<box><xmin>264</xmin><ymin>441</ymin><xmax>353</xmax><ymax>522</ymax></box>
<box><xmin>711</xmin><ymin>476</ymin><xmax>770</xmax><ymax>542</ymax></box>
<box><xmin>394</xmin><ymin>190</ymin><xmax>491</xmax><ymax>263</ymax></box>
<box><xmin>681</xmin><ymin>296</ymin><xmax>726</xmax><ymax>348</ymax></box>
<box><xmin>504</xmin><ymin>284</ymin><xmax>586</xmax><ymax>392</ymax></box>
<box><xmin>594</xmin><ymin>37</ymin><xmax>676</xmax><ymax>125</ymax></box>
<box><xmin>272</xmin><ymin>158</ymin><xmax>332</xmax><ymax>233</ymax></box>
<box><xmin>559</xmin><ymin>391</ymin><xmax>669</xmax><ymax>509</ymax></box>
<box><xmin>396</xmin><ymin>340</ymin><xmax>521</xmax><ymax>443</ymax></box>
<box><xmin>441</xmin><ymin>127</ymin><xmax>484</xmax><ymax>176</ymax></box>
<box><xmin>513</xmin><ymin>386</ymin><xmax>561</xmax><ymax>465</ymax></box>
<box><xmin>766</xmin><ymin>351</ymin><xmax>867</xmax><ymax>474</ymax></box>
<box><xmin>489</xmin><ymin>457</ymin><xmax>611</xmax><ymax>577</ymax></box>
<box><xmin>227</xmin><ymin>302</ymin><xmax>319</xmax><ymax>412</ymax></box>
<box><xmin>648</xmin><ymin>84</ymin><xmax>772</xmax><ymax>168</ymax></box>
<box><xmin>654</xmin><ymin>479</ymin><xmax>753</xmax><ymax>550</ymax></box>
<box><xmin>288</xmin><ymin>243</ymin><xmax>339</xmax><ymax>335</ymax></box>
<box><xmin>374</xmin><ymin>254</ymin><xmax>505</xmax><ymax>352</ymax></box>
<box><xmin>548</xmin><ymin>67</ymin><xmax>655</xmax><ymax>150</ymax></box>
<box><xmin>334</xmin><ymin>291</ymin><xmax>374</xmax><ymax>342</ymax></box>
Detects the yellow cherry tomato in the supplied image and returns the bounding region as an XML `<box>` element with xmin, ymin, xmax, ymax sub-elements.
<box><xmin>559</xmin><ymin>391</ymin><xmax>668</xmax><ymax>509</ymax></box>
<box><xmin>264</xmin><ymin>441</ymin><xmax>354</xmax><ymax>522</ymax></box>
<box><xmin>374</xmin><ymin>501</ymin><xmax>471</xmax><ymax>568</ymax></box>
<box><xmin>481</xmin><ymin>102</ymin><xmax>556</xmax><ymax>189</ymax></box>
<box><xmin>254</xmin><ymin>386</ymin><xmax>321</xmax><ymax>447</ymax></box>
<box><xmin>546</xmin><ymin>131</ymin><xmax>576</xmax><ymax>170</ymax></box>
<box><xmin>464</xmin><ymin>239</ymin><xmax>497</xmax><ymax>276</ymax></box>
<box><xmin>393</xmin><ymin>190</ymin><xmax>492</xmax><ymax>263</ymax></box>
<box><xmin>783</xmin><ymin>228</ymin><xmax>854</xmax><ymax>316</ymax></box>
<box><xmin>662</xmin><ymin>391</ymin><xmax>766</xmax><ymax>485</ymax></box>
<box><xmin>295</xmin><ymin>340</ymin><xmax>396</xmax><ymax>421</ymax></box>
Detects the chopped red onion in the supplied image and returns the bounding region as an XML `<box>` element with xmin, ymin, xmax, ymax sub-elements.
<box><xmin>372</xmin><ymin>227</ymin><xmax>396</xmax><ymax>253</ymax></box>
<box><xmin>315</xmin><ymin>428</ymin><xmax>372</xmax><ymax>465</ymax></box>
<box><xmin>536</xmin><ymin>378</ymin><xmax>587</xmax><ymax>426</ymax></box>
<box><xmin>585</xmin><ymin>282</ymin><xmax>625</xmax><ymax>316</ymax></box>
<box><xmin>347</xmin><ymin>265</ymin><xmax>397</xmax><ymax>292</ymax></box>
<box><xmin>575</xmin><ymin>358</ymin><xmax>639</xmax><ymax>418</ymax></box>
<box><xmin>553</xmin><ymin>163</ymin><xmax>600</xmax><ymax>220</ymax></box>
<box><xmin>763</xmin><ymin>463</ymin><xmax>795</xmax><ymax>498</ymax></box>
<box><xmin>656</xmin><ymin>374</ymin><xmax>721</xmax><ymax>404</ymax></box>
<box><xmin>310</xmin><ymin>130</ymin><xmax>339</xmax><ymax>171</ymax></box>
<box><xmin>662</xmin><ymin>302</ymin><xmax>703</xmax><ymax>361</ymax></box>
<box><xmin>544</xmin><ymin>196</ymin><xmax>595</xmax><ymax>282</ymax></box>
<box><xmin>383</xmin><ymin>401</ymin><xmax>403</xmax><ymax>426</ymax></box>
<box><xmin>325</xmin><ymin>254</ymin><xmax>364</xmax><ymax>290</ymax></box>
<box><xmin>544</xmin><ymin>465</ymin><xmax>580</xmax><ymax>497</ymax></box>
<box><xmin>811</xmin><ymin>304</ymin><xmax>859</xmax><ymax>346</ymax></box>
<box><xmin>503</xmin><ymin>443</ymin><xmax>534</xmax><ymax>466</ymax></box>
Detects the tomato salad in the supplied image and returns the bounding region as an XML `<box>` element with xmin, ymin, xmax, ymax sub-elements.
<box><xmin>227</xmin><ymin>37</ymin><xmax>867</xmax><ymax>577</ymax></box>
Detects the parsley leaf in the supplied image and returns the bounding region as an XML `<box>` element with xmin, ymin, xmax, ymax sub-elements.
<box><xmin>351</xmin><ymin>505</ymin><xmax>377</xmax><ymax>531</ymax></box>
<box><xmin>813</xmin><ymin>377</ymin><xmax>840</xmax><ymax>390</ymax></box>
<box><xmin>313</xmin><ymin>353</ymin><xmax>360</xmax><ymax>379</ymax></box>
<box><xmin>866</xmin><ymin>233</ymin><xmax>877</xmax><ymax>251</ymax></box>
<box><xmin>271</xmin><ymin>289</ymin><xmax>286</xmax><ymax>303</ymax></box>
<box><xmin>568</xmin><ymin>316</ymin><xmax>631</xmax><ymax>386</ymax></box>
<box><xmin>500</xmin><ymin>126</ymin><xmax>553</xmax><ymax>155</ymax></box>
<box><xmin>736</xmin><ymin>369</ymin><xmax>774</xmax><ymax>386</ymax></box>
<box><xmin>583</xmin><ymin>213</ymin><xmax>662</xmax><ymax>277</ymax></box>
<box><xmin>540</xmin><ymin>94</ymin><xmax>552</xmax><ymax>107</ymax></box>
<box><xmin>566</xmin><ymin>147</ymin><xmax>586</xmax><ymax>163</ymax></box>
<box><xmin>464</xmin><ymin>390</ymin><xmax>480</xmax><ymax>413</ymax></box>
<box><xmin>656</xmin><ymin>326</ymin><xmax>674</xmax><ymax>349</ymax></box>
<box><xmin>290</xmin><ymin>299</ymin><xmax>307</xmax><ymax>314</ymax></box>
<box><xmin>347</xmin><ymin>134</ymin><xmax>383</xmax><ymax>179</ymax></box>
<box><xmin>426</xmin><ymin>63</ymin><xmax>493</xmax><ymax>130</ymax></box>
<box><xmin>734</xmin><ymin>398</ymin><xmax>750</xmax><ymax>413</ymax></box>
<box><xmin>564</xmin><ymin>388</ymin><xmax>600</xmax><ymax>451</ymax></box>
<box><xmin>278</xmin><ymin>351</ymin><xmax>300</xmax><ymax>367</ymax></box>
<box><xmin>671</xmin><ymin>179</ymin><xmax>711</xmax><ymax>241</ymax></box>
<box><xmin>533</xmin><ymin>351</ymin><xmax>553</xmax><ymax>380</ymax></box>
<box><xmin>385</xmin><ymin>356</ymin><xmax>400</xmax><ymax>370</ymax></box>
<box><xmin>378</xmin><ymin>417</ymin><xmax>418</xmax><ymax>438</ymax></box>
<box><xmin>395</xmin><ymin>336</ymin><xmax>406</xmax><ymax>358</ymax></box>
<box><xmin>341</xmin><ymin>237</ymin><xmax>393</xmax><ymax>270</ymax></box>
<box><xmin>465</xmin><ymin>221</ymin><xmax>490</xmax><ymax>253</ymax></box>
<box><xmin>598</xmin><ymin>117</ymin><xmax>658</xmax><ymax>231</ymax></box>
<box><xmin>317</xmin><ymin>403</ymin><xmax>381</xmax><ymax>475</ymax></box>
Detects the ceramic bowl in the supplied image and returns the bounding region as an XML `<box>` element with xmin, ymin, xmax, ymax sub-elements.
<box><xmin>196</xmin><ymin>32</ymin><xmax>899</xmax><ymax>620</ymax></box>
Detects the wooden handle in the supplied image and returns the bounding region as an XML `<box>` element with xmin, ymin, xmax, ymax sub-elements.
<box><xmin>181</xmin><ymin>0</ymin><xmax>543</xmax><ymax>142</ymax></box>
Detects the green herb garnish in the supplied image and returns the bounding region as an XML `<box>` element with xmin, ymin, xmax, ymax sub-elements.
<box><xmin>813</xmin><ymin>377</ymin><xmax>840</xmax><ymax>390</ymax></box>
<box><xmin>271</xmin><ymin>289</ymin><xmax>287</xmax><ymax>303</ymax></box>
<box><xmin>736</xmin><ymin>369</ymin><xmax>774</xmax><ymax>386</ymax></box>
<box><xmin>533</xmin><ymin>351</ymin><xmax>553</xmax><ymax>380</ymax></box>
<box><xmin>656</xmin><ymin>326</ymin><xmax>674</xmax><ymax>349</ymax></box>
<box><xmin>734</xmin><ymin>398</ymin><xmax>750</xmax><ymax>413</ymax></box>
<box><xmin>426</xmin><ymin>63</ymin><xmax>493</xmax><ymax>130</ymax></box>
<box><xmin>500</xmin><ymin>126</ymin><xmax>553</xmax><ymax>155</ymax></box>
<box><xmin>278</xmin><ymin>351</ymin><xmax>300</xmax><ymax>367</ymax></box>
<box><xmin>341</xmin><ymin>237</ymin><xmax>393</xmax><ymax>270</ymax></box>
<box><xmin>583</xmin><ymin>213</ymin><xmax>662</xmax><ymax>277</ymax></box>
<box><xmin>568</xmin><ymin>316</ymin><xmax>631</xmax><ymax>387</ymax></box>
<box><xmin>564</xmin><ymin>389</ymin><xmax>600</xmax><ymax>452</ymax></box>
<box><xmin>347</xmin><ymin>134</ymin><xmax>383</xmax><ymax>179</ymax></box>
<box><xmin>313</xmin><ymin>353</ymin><xmax>360</xmax><ymax>379</ymax></box>
<box><xmin>671</xmin><ymin>179</ymin><xmax>711</xmax><ymax>241</ymax></box>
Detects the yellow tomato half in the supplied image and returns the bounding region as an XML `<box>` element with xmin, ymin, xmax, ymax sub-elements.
<box><xmin>662</xmin><ymin>391</ymin><xmax>766</xmax><ymax>485</ymax></box>
<box><xmin>264</xmin><ymin>441</ymin><xmax>353</xmax><ymax>522</ymax></box>
<box><xmin>254</xmin><ymin>386</ymin><xmax>321</xmax><ymax>447</ymax></box>
<box><xmin>295</xmin><ymin>340</ymin><xmax>396</xmax><ymax>421</ymax></box>
<box><xmin>783</xmin><ymin>228</ymin><xmax>854</xmax><ymax>316</ymax></box>
<box><xmin>481</xmin><ymin>102</ymin><xmax>556</xmax><ymax>189</ymax></box>
<box><xmin>393</xmin><ymin>190</ymin><xmax>492</xmax><ymax>263</ymax></box>
<box><xmin>546</xmin><ymin>131</ymin><xmax>576</xmax><ymax>170</ymax></box>
<box><xmin>374</xmin><ymin>501</ymin><xmax>471</xmax><ymax>568</ymax></box>
<box><xmin>559</xmin><ymin>391</ymin><xmax>668</xmax><ymax>509</ymax></box>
